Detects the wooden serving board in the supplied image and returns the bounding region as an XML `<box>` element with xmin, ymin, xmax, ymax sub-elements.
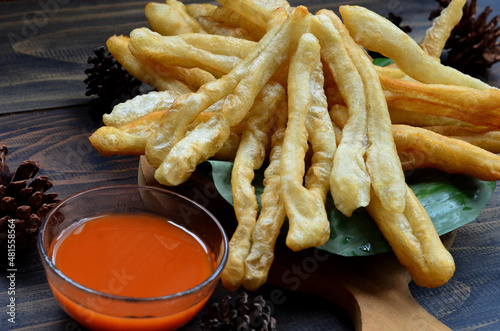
<box><xmin>138</xmin><ymin>156</ymin><xmax>454</xmax><ymax>331</ymax></box>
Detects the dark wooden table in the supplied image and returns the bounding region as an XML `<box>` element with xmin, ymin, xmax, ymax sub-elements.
<box><xmin>1</xmin><ymin>0</ymin><xmax>500</xmax><ymax>330</ymax></box>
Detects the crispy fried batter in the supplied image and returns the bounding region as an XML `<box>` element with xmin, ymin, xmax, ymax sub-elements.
<box><xmin>381</xmin><ymin>74</ymin><xmax>500</xmax><ymax>128</ymax></box>
<box><xmin>144</xmin><ymin>8</ymin><xmax>289</xmax><ymax>169</ymax></box>
<box><xmin>367</xmin><ymin>186</ymin><xmax>455</xmax><ymax>288</ymax></box>
<box><xmin>222</xmin><ymin>82</ymin><xmax>286</xmax><ymax>291</ymax></box>
<box><xmin>311</xmin><ymin>14</ymin><xmax>371</xmax><ymax>217</ymax></box>
<box><xmin>420</xmin><ymin>0</ymin><xmax>466</xmax><ymax>58</ymax></box>
<box><xmin>242</xmin><ymin>99</ymin><xmax>288</xmax><ymax>291</ymax></box>
<box><xmin>340</xmin><ymin>5</ymin><xmax>490</xmax><ymax>90</ymax></box>
<box><xmin>281</xmin><ymin>32</ymin><xmax>331</xmax><ymax>251</ymax></box>
<box><xmin>321</xmin><ymin>9</ymin><xmax>406</xmax><ymax>213</ymax></box>
<box><xmin>394</xmin><ymin>125</ymin><xmax>500</xmax><ymax>180</ymax></box>
<box><xmin>145</xmin><ymin>0</ymin><xmax>205</xmax><ymax>36</ymax></box>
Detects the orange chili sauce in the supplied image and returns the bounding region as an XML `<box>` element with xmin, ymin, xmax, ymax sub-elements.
<box><xmin>48</xmin><ymin>213</ymin><xmax>216</xmax><ymax>330</ymax></box>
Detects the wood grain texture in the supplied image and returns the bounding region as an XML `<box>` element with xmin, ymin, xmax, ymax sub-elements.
<box><xmin>0</xmin><ymin>106</ymin><xmax>139</xmax><ymax>199</ymax></box>
<box><xmin>2</xmin><ymin>0</ymin><xmax>498</xmax><ymax>114</ymax></box>
<box><xmin>1</xmin><ymin>0</ymin><xmax>149</xmax><ymax>114</ymax></box>
<box><xmin>1</xmin><ymin>0</ymin><xmax>500</xmax><ymax>330</ymax></box>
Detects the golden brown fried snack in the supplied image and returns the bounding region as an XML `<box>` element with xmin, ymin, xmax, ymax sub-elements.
<box><xmin>154</xmin><ymin>7</ymin><xmax>310</xmax><ymax>186</ymax></box>
<box><xmin>89</xmin><ymin>126</ymin><xmax>146</xmax><ymax>157</ymax></box>
<box><xmin>145</xmin><ymin>0</ymin><xmax>205</xmax><ymax>36</ymax></box>
<box><xmin>103</xmin><ymin>90</ymin><xmax>181</xmax><ymax>127</ymax></box>
<box><xmin>216</xmin><ymin>0</ymin><xmax>291</xmax><ymax>30</ymax></box>
<box><xmin>129</xmin><ymin>28</ymin><xmax>241</xmax><ymax>78</ymax></box>
<box><xmin>221</xmin><ymin>6</ymin><xmax>310</xmax><ymax>127</ymax></box>
<box><xmin>193</xmin><ymin>15</ymin><xmax>254</xmax><ymax>40</ymax></box>
<box><xmin>321</xmin><ymin>9</ymin><xmax>406</xmax><ymax>214</ymax></box>
<box><xmin>89</xmin><ymin>0</ymin><xmax>500</xmax><ymax>293</ymax></box>
<box><xmin>388</xmin><ymin>108</ymin><xmax>475</xmax><ymax>128</ymax></box>
<box><xmin>155</xmin><ymin>111</ymin><xmax>231</xmax><ymax>186</ymax></box>
<box><xmin>222</xmin><ymin>82</ymin><xmax>286</xmax><ymax>291</ymax></box>
<box><xmin>311</xmin><ymin>14</ymin><xmax>371</xmax><ymax>217</ymax></box>
<box><xmin>367</xmin><ymin>186</ymin><xmax>455</xmax><ymax>288</ymax></box>
<box><xmin>423</xmin><ymin>126</ymin><xmax>500</xmax><ymax>153</ymax></box>
<box><xmin>145</xmin><ymin>8</ymin><xmax>289</xmax><ymax>169</ymax></box>
<box><xmin>107</xmin><ymin>35</ymin><xmax>192</xmax><ymax>94</ymax></box>
<box><xmin>380</xmin><ymin>74</ymin><xmax>500</xmax><ymax>129</ymax></box>
<box><xmin>394</xmin><ymin>125</ymin><xmax>500</xmax><ymax>181</ymax></box>
<box><xmin>280</xmin><ymin>32</ymin><xmax>331</xmax><ymax>252</ymax></box>
<box><xmin>242</xmin><ymin>99</ymin><xmax>288</xmax><ymax>291</ymax></box>
<box><xmin>420</xmin><ymin>0</ymin><xmax>465</xmax><ymax>58</ymax></box>
<box><xmin>340</xmin><ymin>5</ymin><xmax>490</xmax><ymax>90</ymax></box>
<box><xmin>176</xmin><ymin>33</ymin><xmax>256</xmax><ymax>58</ymax></box>
<box><xmin>186</xmin><ymin>3</ymin><xmax>266</xmax><ymax>41</ymax></box>
<box><xmin>153</xmin><ymin>6</ymin><xmax>308</xmax><ymax>186</ymax></box>
<box><xmin>372</xmin><ymin>65</ymin><xmax>407</xmax><ymax>79</ymax></box>
<box><xmin>328</xmin><ymin>106</ymin><xmax>500</xmax><ymax>179</ymax></box>
<box><xmin>90</xmin><ymin>110</ymin><xmax>218</xmax><ymax>157</ymax></box>
<box><xmin>107</xmin><ymin>35</ymin><xmax>215</xmax><ymax>93</ymax></box>
<box><xmin>304</xmin><ymin>62</ymin><xmax>336</xmax><ymax>197</ymax></box>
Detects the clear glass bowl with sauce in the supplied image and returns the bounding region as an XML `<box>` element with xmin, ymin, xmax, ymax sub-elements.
<box><xmin>38</xmin><ymin>185</ymin><xmax>228</xmax><ymax>331</ymax></box>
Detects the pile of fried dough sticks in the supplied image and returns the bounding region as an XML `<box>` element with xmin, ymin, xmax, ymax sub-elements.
<box><xmin>90</xmin><ymin>0</ymin><xmax>500</xmax><ymax>291</ymax></box>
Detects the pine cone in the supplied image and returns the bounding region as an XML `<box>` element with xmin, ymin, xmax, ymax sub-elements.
<box><xmin>430</xmin><ymin>0</ymin><xmax>500</xmax><ymax>76</ymax></box>
<box><xmin>200</xmin><ymin>292</ymin><xmax>276</xmax><ymax>331</ymax></box>
<box><xmin>84</xmin><ymin>46</ymin><xmax>142</xmax><ymax>113</ymax></box>
<box><xmin>0</xmin><ymin>146</ymin><xmax>60</xmax><ymax>250</ymax></box>
<box><xmin>387</xmin><ymin>12</ymin><xmax>412</xmax><ymax>33</ymax></box>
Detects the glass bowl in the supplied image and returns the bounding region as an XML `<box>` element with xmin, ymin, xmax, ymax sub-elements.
<box><xmin>38</xmin><ymin>185</ymin><xmax>228</xmax><ymax>331</ymax></box>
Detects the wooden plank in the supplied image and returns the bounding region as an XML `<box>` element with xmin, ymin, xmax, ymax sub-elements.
<box><xmin>0</xmin><ymin>0</ymin><xmax>441</xmax><ymax>114</ymax></box>
<box><xmin>1</xmin><ymin>0</ymin><xmax>150</xmax><ymax>114</ymax></box>
<box><xmin>0</xmin><ymin>106</ymin><xmax>139</xmax><ymax>199</ymax></box>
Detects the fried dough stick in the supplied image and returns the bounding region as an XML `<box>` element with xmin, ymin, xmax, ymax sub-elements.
<box><xmin>367</xmin><ymin>186</ymin><xmax>455</xmax><ymax>288</ymax></box>
<box><xmin>332</xmin><ymin>71</ymin><xmax>500</xmax><ymax>129</ymax></box>
<box><xmin>311</xmin><ymin>15</ymin><xmax>370</xmax><ymax>217</ymax></box>
<box><xmin>145</xmin><ymin>0</ymin><xmax>205</xmax><ymax>36</ymax></box>
<box><xmin>194</xmin><ymin>15</ymin><xmax>255</xmax><ymax>41</ymax></box>
<box><xmin>280</xmin><ymin>33</ymin><xmax>332</xmax><ymax>252</ymax></box>
<box><xmin>320</xmin><ymin>10</ymin><xmax>406</xmax><ymax>213</ymax></box>
<box><xmin>380</xmin><ymin>74</ymin><xmax>500</xmax><ymax>129</ymax></box>
<box><xmin>394</xmin><ymin>125</ymin><xmax>500</xmax><ymax>180</ymax></box>
<box><xmin>362</xmin><ymin>0</ymin><xmax>464</xmax><ymax>88</ymax></box>
<box><xmin>340</xmin><ymin>5</ymin><xmax>490</xmax><ymax>90</ymax></box>
<box><xmin>102</xmin><ymin>90</ymin><xmax>181</xmax><ymax>127</ymax></box>
<box><xmin>221</xmin><ymin>82</ymin><xmax>286</xmax><ymax>292</ymax></box>
<box><xmin>373</xmin><ymin>0</ymin><xmax>464</xmax><ymax>80</ymax></box>
<box><xmin>89</xmin><ymin>126</ymin><xmax>148</xmax><ymax>157</ymax></box>
<box><xmin>107</xmin><ymin>35</ymin><xmax>214</xmax><ymax>94</ymax></box>
<box><xmin>330</xmin><ymin>105</ymin><xmax>500</xmax><ymax>179</ymax></box>
<box><xmin>420</xmin><ymin>0</ymin><xmax>466</xmax><ymax>58</ymax></box>
<box><xmin>129</xmin><ymin>27</ymin><xmax>242</xmax><ymax>78</ymax></box>
<box><xmin>304</xmin><ymin>63</ymin><xmax>336</xmax><ymax>199</ymax></box>
<box><xmin>424</xmin><ymin>126</ymin><xmax>500</xmax><ymax>154</ymax></box>
<box><xmin>89</xmin><ymin>108</ymin><xmax>239</xmax><ymax>159</ymax></box>
<box><xmin>186</xmin><ymin>3</ymin><xmax>266</xmax><ymax>41</ymax></box>
<box><xmin>176</xmin><ymin>33</ymin><xmax>256</xmax><ymax>59</ymax></box>
<box><xmin>216</xmin><ymin>0</ymin><xmax>291</xmax><ymax>30</ymax></box>
<box><xmin>388</xmin><ymin>108</ymin><xmax>474</xmax><ymax>128</ymax></box>
<box><xmin>221</xmin><ymin>6</ymin><xmax>310</xmax><ymax>128</ymax></box>
<box><xmin>144</xmin><ymin>8</ymin><xmax>288</xmax><ymax>169</ymax></box>
<box><xmin>243</xmin><ymin>102</ymin><xmax>288</xmax><ymax>291</ymax></box>
<box><xmin>154</xmin><ymin>7</ymin><xmax>310</xmax><ymax>186</ymax></box>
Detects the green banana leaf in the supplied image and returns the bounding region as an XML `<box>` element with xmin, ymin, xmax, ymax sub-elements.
<box><xmin>209</xmin><ymin>160</ymin><xmax>496</xmax><ymax>257</ymax></box>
